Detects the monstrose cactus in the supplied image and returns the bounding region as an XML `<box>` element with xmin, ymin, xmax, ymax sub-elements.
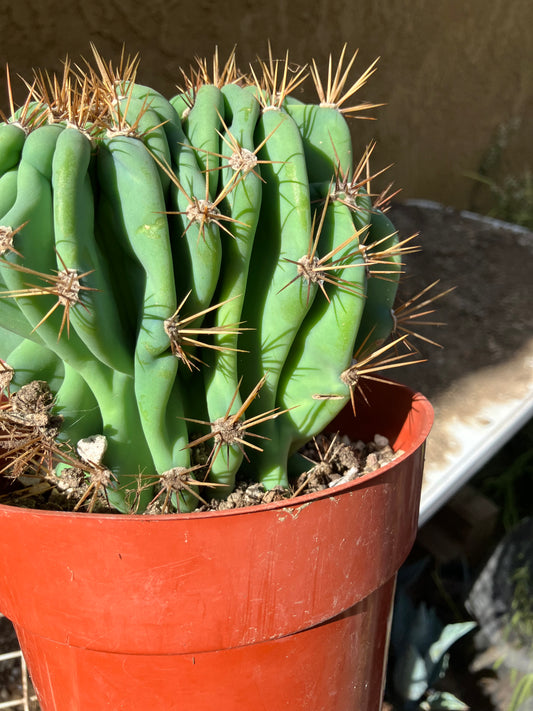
<box><xmin>0</xmin><ymin>46</ymin><xmax>429</xmax><ymax>513</ymax></box>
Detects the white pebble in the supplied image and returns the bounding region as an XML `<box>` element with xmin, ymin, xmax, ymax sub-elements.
<box><xmin>77</xmin><ymin>434</ymin><xmax>108</xmax><ymax>465</ymax></box>
<box><xmin>374</xmin><ymin>434</ymin><xmax>389</xmax><ymax>449</ymax></box>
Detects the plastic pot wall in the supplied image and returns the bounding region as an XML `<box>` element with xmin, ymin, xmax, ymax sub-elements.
<box><xmin>0</xmin><ymin>378</ymin><xmax>433</xmax><ymax>711</ymax></box>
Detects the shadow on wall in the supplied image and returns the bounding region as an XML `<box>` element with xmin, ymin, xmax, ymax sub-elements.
<box><xmin>1</xmin><ymin>0</ymin><xmax>533</xmax><ymax>209</ymax></box>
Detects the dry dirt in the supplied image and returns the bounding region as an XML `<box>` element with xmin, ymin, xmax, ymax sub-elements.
<box><xmin>388</xmin><ymin>200</ymin><xmax>533</xmax><ymax>491</ymax></box>
<box><xmin>389</xmin><ymin>200</ymin><xmax>533</xmax><ymax>403</ymax></box>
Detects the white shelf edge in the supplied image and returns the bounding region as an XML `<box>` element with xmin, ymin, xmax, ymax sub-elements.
<box><xmin>418</xmin><ymin>391</ymin><xmax>533</xmax><ymax>527</ymax></box>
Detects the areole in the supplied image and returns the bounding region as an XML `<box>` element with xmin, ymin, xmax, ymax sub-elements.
<box><xmin>0</xmin><ymin>378</ymin><xmax>433</xmax><ymax>711</ymax></box>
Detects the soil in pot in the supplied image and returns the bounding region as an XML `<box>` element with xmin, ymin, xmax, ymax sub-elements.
<box><xmin>1</xmin><ymin>376</ymin><xmax>402</xmax><ymax>514</ymax></box>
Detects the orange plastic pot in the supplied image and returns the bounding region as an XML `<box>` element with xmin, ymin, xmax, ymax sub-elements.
<box><xmin>0</xmin><ymin>379</ymin><xmax>432</xmax><ymax>711</ymax></box>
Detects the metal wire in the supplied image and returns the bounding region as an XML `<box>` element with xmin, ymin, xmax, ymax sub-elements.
<box><xmin>0</xmin><ymin>615</ymin><xmax>39</xmax><ymax>711</ymax></box>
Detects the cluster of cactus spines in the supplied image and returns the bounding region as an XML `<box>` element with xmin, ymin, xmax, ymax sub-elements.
<box><xmin>0</xmin><ymin>45</ymin><xmax>437</xmax><ymax>513</ymax></box>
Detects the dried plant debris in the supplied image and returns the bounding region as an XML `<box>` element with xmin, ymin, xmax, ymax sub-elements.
<box><xmin>0</xmin><ymin>380</ymin><xmax>115</xmax><ymax>512</ymax></box>
<box><xmin>47</xmin><ymin>464</ymin><xmax>116</xmax><ymax>514</ymax></box>
<box><xmin>0</xmin><ymin>380</ymin><xmax>62</xmax><ymax>481</ymax></box>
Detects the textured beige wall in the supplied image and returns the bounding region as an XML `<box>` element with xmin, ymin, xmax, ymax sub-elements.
<box><xmin>1</xmin><ymin>0</ymin><xmax>532</xmax><ymax>209</ymax></box>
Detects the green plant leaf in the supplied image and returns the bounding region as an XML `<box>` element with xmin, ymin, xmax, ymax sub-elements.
<box><xmin>427</xmin><ymin>621</ymin><xmax>477</xmax><ymax>668</ymax></box>
<box><xmin>393</xmin><ymin>643</ymin><xmax>430</xmax><ymax>702</ymax></box>
<box><xmin>422</xmin><ymin>690</ymin><xmax>470</xmax><ymax>710</ymax></box>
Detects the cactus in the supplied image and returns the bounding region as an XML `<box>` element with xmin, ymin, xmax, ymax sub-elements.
<box><xmin>0</xmin><ymin>45</ymin><xmax>431</xmax><ymax>514</ymax></box>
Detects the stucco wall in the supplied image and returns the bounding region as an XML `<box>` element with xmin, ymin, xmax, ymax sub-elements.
<box><xmin>1</xmin><ymin>0</ymin><xmax>532</xmax><ymax>209</ymax></box>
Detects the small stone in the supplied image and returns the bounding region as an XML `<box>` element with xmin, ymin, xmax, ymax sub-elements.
<box><xmin>335</xmin><ymin>443</ymin><xmax>359</xmax><ymax>470</ymax></box>
<box><xmin>374</xmin><ymin>433</ymin><xmax>389</xmax><ymax>449</ymax></box>
<box><xmin>328</xmin><ymin>466</ymin><xmax>359</xmax><ymax>487</ymax></box>
<box><xmin>243</xmin><ymin>483</ymin><xmax>266</xmax><ymax>506</ymax></box>
<box><xmin>262</xmin><ymin>486</ymin><xmax>288</xmax><ymax>504</ymax></box>
<box><xmin>77</xmin><ymin>434</ymin><xmax>107</xmax><ymax>465</ymax></box>
<box><xmin>364</xmin><ymin>452</ymin><xmax>379</xmax><ymax>471</ymax></box>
